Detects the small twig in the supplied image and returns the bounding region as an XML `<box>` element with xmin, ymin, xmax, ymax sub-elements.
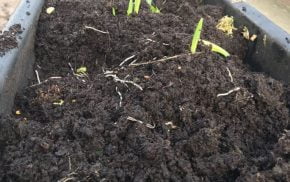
<box><xmin>105</xmin><ymin>74</ymin><xmax>143</xmax><ymax>91</ymax></box>
<box><xmin>217</xmin><ymin>87</ymin><xmax>241</xmax><ymax>97</ymax></box>
<box><xmin>116</xmin><ymin>87</ymin><xmax>123</xmax><ymax>107</ymax></box>
<box><xmin>58</xmin><ymin>177</ymin><xmax>75</xmax><ymax>182</ymax></box>
<box><xmin>119</xmin><ymin>55</ymin><xmax>136</xmax><ymax>66</ymax></box>
<box><xmin>68</xmin><ymin>155</ymin><xmax>72</xmax><ymax>171</ymax></box>
<box><xmin>226</xmin><ymin>67</ymin><xmax>234</xmax><ymax>82</ymax></box>
<box><xmin>35</xmin><ymin>70</ymin><xmax>41</xmax><ymax>84</ymax></box>
<box><xmin>68</xmin><ymin>62</ymin><xmax>75</xmax><ymax>74</ymax></box>
<box><xmin>127</xmin><ymin>116</ymin><xmax>155</xmax><ymax>129</ymax></box>
<box><xmin>30</xmin><ymin>76</ymin><xmax>62</xmax><ymax>87</ymax></box>
<box><xmin>84</xmin><ymin>25</ymin><xmax>109</xmax><ymax>34</ymax></box>
<box><xmin>130</xmin><ymin>53</ymin><xmax>191</xmax><ymax>66</ymax></box>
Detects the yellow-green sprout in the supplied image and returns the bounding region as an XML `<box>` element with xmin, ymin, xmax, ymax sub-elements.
<box><xmin>201</xmin><ymin>40</ymin><xmax>230</xmax><ymax>57</ymax></box>
<box><xmin>191</xmin><ymin>18</ymin><xmax>203</xmax><ymax>54</ymax></box>
<box><xmin>127</xmin><ymin>0</ymin><xmax>134</xmax><ymax>16</ymax></box>
<box><xmin>112</xmin><ymin>7</ymin><xmax>116</xmax><ymax>16</ymax></box>
<box><xmin>134</xmin><ymin>0</ymin><xmax>142</xmax><ymax>14</ymax></box>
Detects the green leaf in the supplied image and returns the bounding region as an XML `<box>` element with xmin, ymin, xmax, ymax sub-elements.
<box><xmin>146</xmin><ymin>0</ymin><xmax>153</xmax><ymax>5</ymax></box>
<box><xmin>112</xmin><ymin>7</ymin><xmax>116</xmax><ymax>16</ymax></box>
<box><xmin>76</xmin><ymin>66</ymin><xmax>87</xmax><ymax>74</ymax></box>
<box><xmin>127</xmin><ymin>0</ymin><xmax>134</xmax><ymax>16</ymax></box>
<box><xmin>191</xmin><ymin>18</ymin><xmax>203</xmax><ymax>54</ymax></box>
<box><xmin>201</xmin><ymin>40</ymin><xmax>230</xmax><ymax>57</ymax></box>
<box><xmin>150</xmin><ymin>5</ymin><xmax>160</xmax><ymax>13</ymax></box>
<box><xmin>134</xmin><ymin>0</ymin><xmax>142</xmax><ymax>14</ymax></box>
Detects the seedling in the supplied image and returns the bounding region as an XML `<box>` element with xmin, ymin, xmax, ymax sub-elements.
<box><xmin>190</xmin><ymin>18</ymin><xmax>230</xmax><ymax>57</ymax></box>
<box><xmin>191</xmin><ymin>18</ymin><xmax>203</xmax><ymax>54</ymax></box>
<box><xmin>146</xmin><ymin>0</ymin><xmax>160</xmax><ymax>13</ymax></box>
<box><xmin>134</xmin><ymin>0</ymin><xmax>142</xmax><ymax>14</ymax></box>
<box><xmin>201</xmin><ymin>40</ymin><xmax>230</xmax><ymax>57</ymax></box>
<box><xmin>76</xmin><ymin>66</ymin><xmax>87</xmax><ymax>74</ymax></box>
<box><xmin>112</xmin><ymin>7</ymin><xmax>116</xmax><ymax>16</ymax></box>
<box><xmin>127</xmin><ymin>0</ymin><xmax>134</xmax><ymax>16</ymax></box>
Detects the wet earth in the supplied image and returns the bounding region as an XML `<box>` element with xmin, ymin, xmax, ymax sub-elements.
<box><xmin>0</xmin><ymin>0</ymin><xmax>289</xmax><ymax>181</ymax></box>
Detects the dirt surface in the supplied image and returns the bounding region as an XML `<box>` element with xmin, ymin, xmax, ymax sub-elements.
<box><xmin>0</xmin><ymin>24</ymin><xmax>22</xmax><ymax>56</ymax></box>
<box><xmin>0</xmin><ymin>0</ymin><xmax>290</xmax><ymax>181</ymax></box>
<box><xmin>0</xmin><ymin>0</ymin><xmax>20</xmax><ymax>30</ymax></box>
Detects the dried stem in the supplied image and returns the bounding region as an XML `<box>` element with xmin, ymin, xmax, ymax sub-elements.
<box><xmin>84</xmin><ymin>25</ymin><xmax>109</xmax><ymax>34</ymax></box>
<box><xmin>127</xmin><ymin>116</ymin><xmax>155</xmax><ymax>129</ymax></box>
<box><xmin>105</xmin><ymin>74</ymin><xmax>143</xmax><ymax>91</ymax></box>
<box><xmin>217</xmin><ymin>87</ymin><xmax>241</xmax><ymax>97</ymax></box>
<box><xmin>226</xmin><ymin>67</ymin><xmax>234</xmax><ymax>82</ymax></box>
<box><xmin>130</xmin><ymin>53</ymin><xmax>191</xmax><ymax>66</ymax></box>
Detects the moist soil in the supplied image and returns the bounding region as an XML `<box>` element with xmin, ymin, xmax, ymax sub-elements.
<box><xmin>0</xmin><ymin>24</ymin><xmax>22</xmax><ymax>56</ymax></box>
<box><xmin>0</xmin><ymin>0</ymin><xmax>290</xmax><ymax>181</ymax></box>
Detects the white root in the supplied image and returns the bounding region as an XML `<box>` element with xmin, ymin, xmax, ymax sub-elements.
<box><xmin>165</xmin><ymin>122</ymin><xmax>177</xmax><ymax>129</ymax></box>
<box><xmin>30</xmin><ymin>77</ymin><xmax>62</xmax><ymax>87</ymax></box>
<box><xmin>84</xmin><ymin>25</ymin><xmax>109</xmax><ymax>34</ymax></box>
<box><xmin>68</xmin><ymin>62</ymin><xmax>75</xmax><ymax>74</ymax></box>
<box><xmin>217</xmin><ymin>87</ymin><xmax>241</xmax><ymax>97</ymax></box>
<box><xmin>35</xmin><ymin>70</ymin><xmax>41</xmax><ymax>84</ymax></box>
<box><xmin>105</xmin><ymin>74</ymin><xmax>143</xmax><ymax>91</ymax></box>
<box><xmin>119</xmin><ymin>55</ymin><xmax>136</xmax><ymax>66</ymax></box>
<box><xmin>146</xmin><ymin>38</ymin><xmax>170</xmax><ymax>46</ymax></box>
<box><xmin>116</xmin><ymin>87</ymin><xmax>123</xmax><ymax>107</ymax></box>
<box><xmin>226</xmin><ymin>67</ymin><xmax>234</xmax><ymax>82</ymax></box>
<box><xmin>130</xmin><ymin>54</ymin><xmax>189</xmax><ymax>66</ymax></box>
<box><xmin>127</xmin><ymin>116</ymin><xmax>155</xmax><ymax>129</ymax></box>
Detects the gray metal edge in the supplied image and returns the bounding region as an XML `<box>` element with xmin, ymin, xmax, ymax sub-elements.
<box><xmin>205</xmin><ymin>0</ymin><xmax>290</xmax><ymax>83</ymax></box>
<box><xmin>0</xmin><ymin>0</ymin><xmax>45</xmax><ymax>115</ymax></box>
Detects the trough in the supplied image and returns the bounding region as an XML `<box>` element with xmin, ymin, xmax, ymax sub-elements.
<box><xmin>0</xmin><ymin>0</ymin><xmax>289</xmax><ymax>115</ymax></box>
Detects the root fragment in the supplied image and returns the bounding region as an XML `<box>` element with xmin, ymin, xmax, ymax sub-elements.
<box><xmin>130</xmin><ymin>53</ymin><xmax>190</xmax><ymax>66</ymax></box>
<box><xmin>217</xmin><ymin>87</ymin><xmax>241</xmax><ymax>97</ymax></box>
<box><xmin>127</xmin><ymin>116</ymin><xmax>155</xmax><ymax>129</ymax></box>
<box><xmin>119</xmin><ymin>55</ymin><xmax>136</xmax><ymax>66</ymax></box>
<box><xmin>226</xmin><ymin>67</ymin><xmax>234</xmax><ymax>82</ymax></box>
<box><xmin>116</xmin><ymin>87</ymin><xmax>123</xmax><ymax>107</ymax></box>
<box><xmin>84</xmin><ymin>25</ymin><xmax>109</xmax><ymax>34</ymax></box>
<box><xmin>105</xmin><ymin>73</ymin><xmax>143</xmax><ymax>91</ymax></box>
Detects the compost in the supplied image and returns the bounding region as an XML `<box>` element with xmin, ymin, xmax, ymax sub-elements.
<box><xmin>0</xmin><ymin>0</ymin><xmax>289</xmax><ymax>181</ymax></box>
<box><xmin>0</xmin><ymin>24</ymin><xmax>22</xmax><ymax>56</ymax></box>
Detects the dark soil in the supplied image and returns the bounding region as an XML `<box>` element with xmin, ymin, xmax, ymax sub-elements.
<box><xmin>0</xmin><ymin>24</ymin><xmax>22</xmax><ymax>56</ymax></box>
<box><xmin>0</xmin><ymin>0</ymin><xmax>289</xmax><ymax>181</ymax></box>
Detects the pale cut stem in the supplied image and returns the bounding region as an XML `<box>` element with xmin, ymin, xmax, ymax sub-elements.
<box><xmin>84</xmin><ymin>25</ymin><xmax>109</xmax><ymax>34</ymax></box>
<box><xmin>217</xmin><ymin>87</ymin><xmax>241</xmax><ymax>97</ymax></box>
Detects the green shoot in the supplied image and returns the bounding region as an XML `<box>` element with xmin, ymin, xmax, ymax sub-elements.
<box><xmin>149</xmin><ymin>5</ymin><xmax>160</xmax><ymax>13</ymax></box>
<box><xmin>134</xmin><ymin>0</ymin><xmax>142</xmax><ymax>14</ymax></box>
<box><xmin>76</xmin><ymin>66</ymin><xmax>87</xmax><ymax>74</ymax></box>
<box><xmin>191</xmin><ymin>18</ymin><xmax>203</xmax><ymax>54</ymax></box>
<box><xmin>112</xmin><ymin>7</ymin><xmax>116</xmax><ymax>16</ymax></box>
<box><xmin>146</xmin><ymin>0</ymin><xmax>152</xmax><ymax>4</ymax></box>
<box><xmin>146</xmin><ymin>0</ymin><xmax>160</xmax><ymax>13</ymax></box>
<box><xmin>201</xmin><ymin>40</ymin><xmax>230</xmax><ymax>57</ymax></box>
<box><xmin>127</xmin><ymin>0</ymin><xmax>134</xmax><ymax>16</ymax></box>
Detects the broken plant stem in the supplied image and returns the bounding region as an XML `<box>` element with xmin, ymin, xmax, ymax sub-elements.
<box><xmin>105</xmin><ymin>74</ymin><xmax>143</xmax><ymax>91</ymax></box>
<box><xmin>35</xmin><ymin>70</ymin><xmax>41</xmax><ymax>84</ymax></box>
<box><xmin>217</xmin><ymin>87</ymin><xmax>241</xmax><ymax>97</ymax></box>
<box><xmin>130</xmin><ymin>53</ymin><xmax>190</xmax><ymax>66</ymax></box>
<box><xmin>226</xmin><ymin>67</ymin><xmax>234</xmax><ymax>82</ymax></box>
<box><xmin>119</xmin><ymin>55</ymin><xmax>136</xmax><ymax>66</ymax></box>
<box><xmin>127</xmin><ymin>116</ymin><xmax>155</xmax><ymax>129</ymax></box>
<box><xmin>116</xmin><ymin>87</ymin><xmax>123</xmax><ymax>107</ymax></box>
<box><xmin>84</xmin><ymin>25</ymin><xmax>109</xmax><ymax>34</ymax></box>
<box><xmin>30</xmin><ymin>77</ymin><xmax>62</xmax><ymax>87</ymax></box>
